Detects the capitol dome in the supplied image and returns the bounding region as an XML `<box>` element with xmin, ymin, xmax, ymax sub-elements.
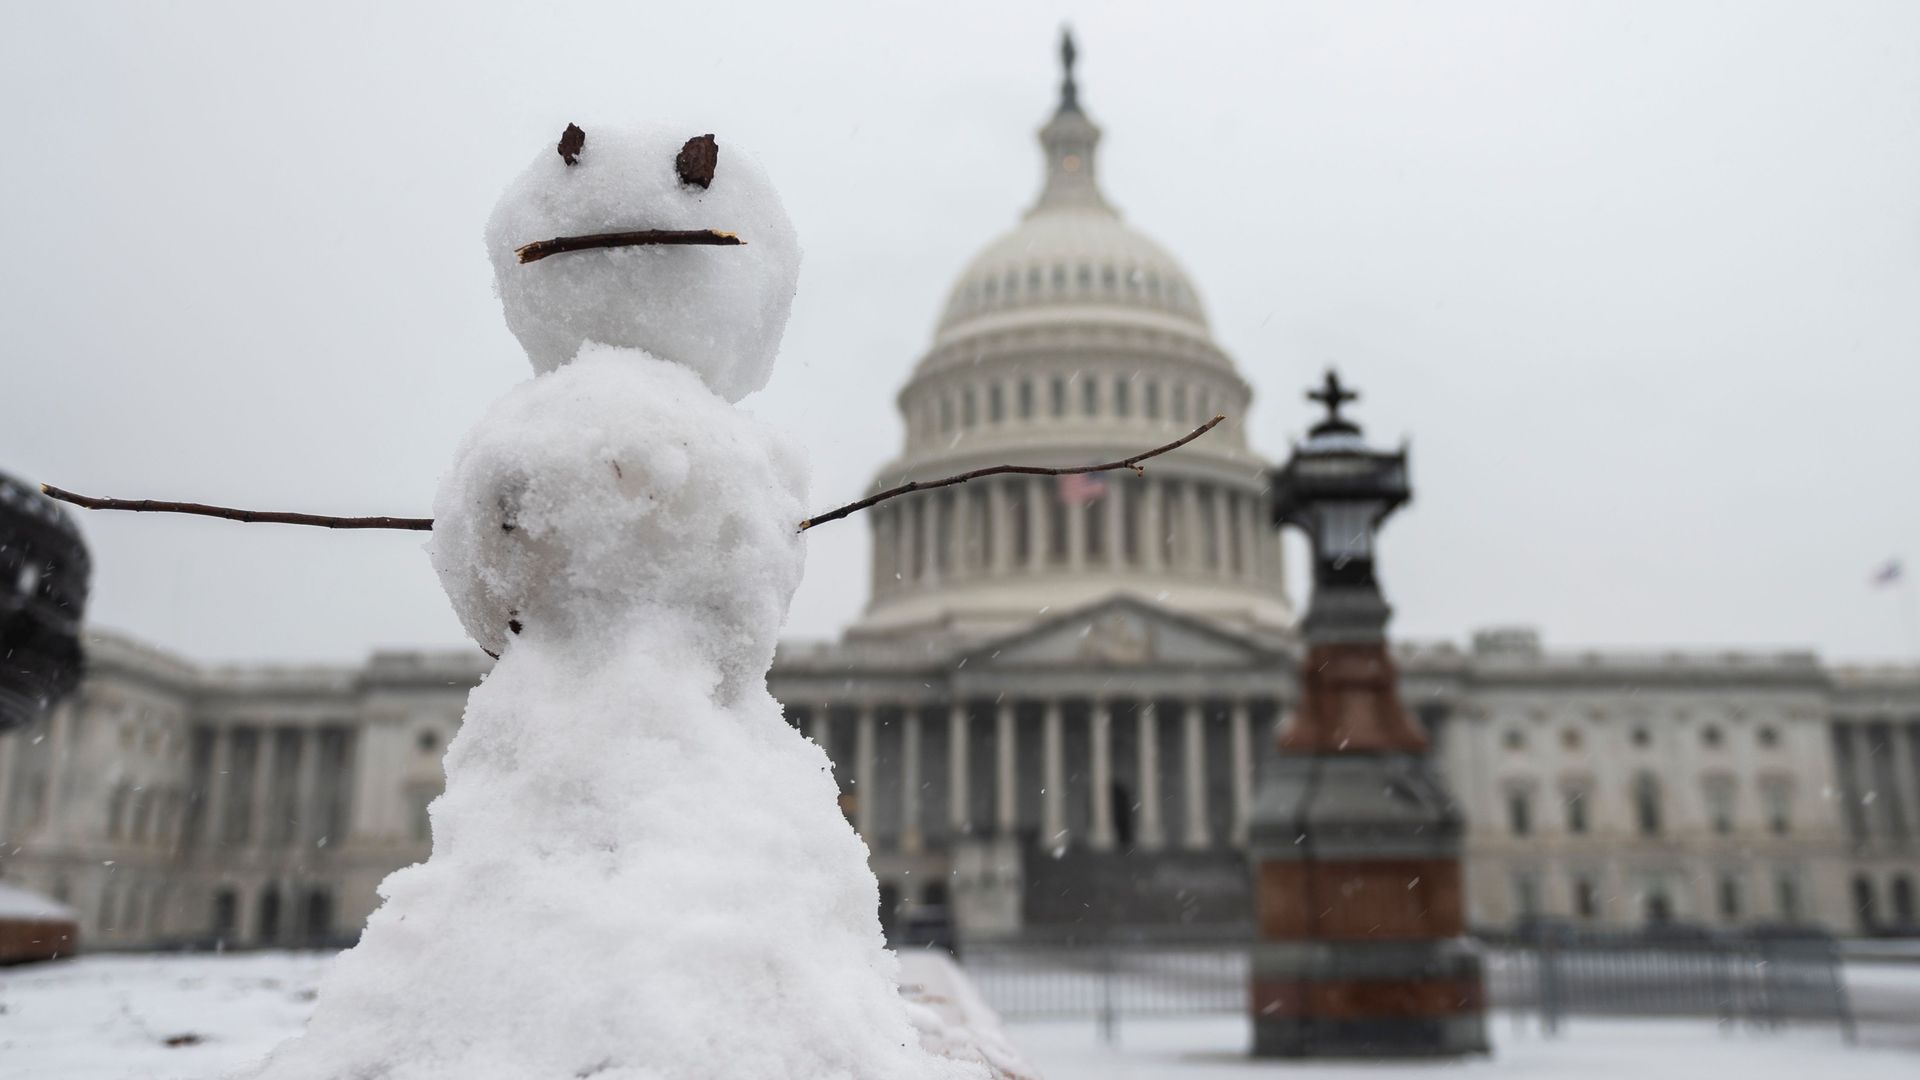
<box><xmin>850</xmin><ymin>35</ymin><xmax>1292</xmax><ymax>643</ymax></box>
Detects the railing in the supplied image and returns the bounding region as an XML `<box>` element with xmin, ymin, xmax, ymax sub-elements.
<box><xmin>956</xmin><ymin>927</ymin><xmax>1855</xmax><ymax>1045</ymax></box>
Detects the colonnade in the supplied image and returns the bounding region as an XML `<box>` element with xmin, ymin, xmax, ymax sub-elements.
<box><xmin>870</xmin><ymin>475</ymin><xmax>1280</xmax><ymax>595</ymax></box>
<box><xmin>793</xmin><ymin>695</ymin><xmax>1276</xmax><ymax>857</ymax></box>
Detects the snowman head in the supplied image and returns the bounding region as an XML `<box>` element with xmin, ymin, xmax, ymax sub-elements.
<box><xmin>485</xmin><ymin>122</ymin><xmax>801</xmax><ymax>402</ymax></box>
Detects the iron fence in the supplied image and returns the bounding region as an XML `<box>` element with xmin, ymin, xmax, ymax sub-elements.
<box><xmin>955</xmin><ymin>927</ymin><xmax>1854</xmax><ymax>1044</ymax></box>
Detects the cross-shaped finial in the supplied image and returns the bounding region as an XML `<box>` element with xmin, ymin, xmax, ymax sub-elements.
<box><xmin>1307</xmin><ymin>369</ymin><xmax>1358</xmax><ymax>423</ymax></box>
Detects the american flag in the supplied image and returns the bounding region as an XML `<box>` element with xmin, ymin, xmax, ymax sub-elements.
<box><xmin>1056</xmin><ymin>471</ymin><xmax>1107</xmax><ymax>506</ymax></box>
<box><xmin>1870</xmin><ymin>558</ymin><xmax>1904</xmax><ymax>587</ymax></box>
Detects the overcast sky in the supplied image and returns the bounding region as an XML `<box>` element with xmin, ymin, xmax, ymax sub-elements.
<box><xmin>4</xmin><ymin>1</ymin><xmax>1918</xmax><ymax>666</ymax></box>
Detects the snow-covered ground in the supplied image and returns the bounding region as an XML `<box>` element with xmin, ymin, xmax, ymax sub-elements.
<box><xmin>0</xmin><ymin>951</ymin><xmax>1914</xmax><ymax>1080</ymax></box>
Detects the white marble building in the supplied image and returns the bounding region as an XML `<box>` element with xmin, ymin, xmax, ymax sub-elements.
<box><xmin>3</xmin><ymin>49</ymin><xmax>1917</xmax><ymax>949</ymax></box>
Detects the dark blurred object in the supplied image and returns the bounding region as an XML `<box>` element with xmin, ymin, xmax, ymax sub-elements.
<box><xmin>898</xmin><ymin>905</ymin><xmax>960</xmax><ymax>958</ymax></box>
<box><xmin>0</xmin><ymin>471</ymin><xmax>90</xmax><ymax>733</ymax></box>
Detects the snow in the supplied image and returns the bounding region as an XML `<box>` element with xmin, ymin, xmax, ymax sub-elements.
<box><xmin>0</xmin><ymin>881</ymin><xmax>75</xmax><ymax>921</ymax></box>
<box><xmin>485</xmin><ymin>121</ymin><xmax>802</xmax><ymax>401</ymax></box>
<box><xmin>236</xmin><ymin>124</ymin><xmax>974</xmax><ymax>1079</ymax></box>
<box><xmin>5</xmin><ymin>952</ymin><xmax>1916</xmax><ymax>1080</ymax></box>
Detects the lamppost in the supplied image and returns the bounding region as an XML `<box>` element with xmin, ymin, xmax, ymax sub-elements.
<box><xmin>1248</xmin><ymin>372</ymin><xmax>1487</xmax><ymax>1057</ymax></box>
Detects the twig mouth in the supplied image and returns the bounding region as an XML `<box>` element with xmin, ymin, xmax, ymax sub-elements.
<box><xmin>514</xmin><ymin>229</ymin><xmax>743</xmax><ymax>264</ymax></box>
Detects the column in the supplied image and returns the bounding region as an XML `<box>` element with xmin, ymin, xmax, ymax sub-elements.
<box><xmin>922</xmin><ymin>495</ymin><xmax>943</xmax><ymax>583</ymax></box>
<box><xmin>252</xmin><ymin>726</ymin><xmax>275</xmax><ymax>849</ymax></box>
<box><xmin>202</xmin><ymin>726</ymin><xmax>231</xmax><ymax>851</ymax></box>
<box><xmin>1143</xmin><ymin>479</ymin><xmax>1164</xmax><ymax>573</ymax></box>
<box><xmin>1212</xmin><ymin>484</ymin><xmax>1233</xmax><ymax>577</ymax></box>
<box><xmin>1043</xmin><ymin>700</ymin><xmax>1066</xmax><ymax>841</ymax></box>
<box><xmin>292</xmin><ymin>729</ymin><xmax>320</xmax><ymax>847</ymax></box>
<box><xmin>952</xmin><ymin>489</ymin><xmax>974</xmax><ymax>579</ymax></box>
<box><xmin>901</xmin><ymin>706</ymin><xmax>922</xmax><ymax>854</ymax></box>
<box><xmin>1106</xmin><ymin>481</ymin><xmax>1127</xmax><ymax>571</ymax></box>
<box><xmin>855</xmin><ymin>704</ymin><xmax>877</xmax><ymax>841</ymax></box>
<box><xmin>1067</xmin><ymin>495</ymin><xmax>1088</xmax><ymax>572</ymax></box>
<box><xmin>1184</xmin><ymin>701</ymin><xmax>1211</xmax><ymax>849</ymax></box>
<box><xmin>42</xmin><ymin>701</ymin><xmax>74</xmax><ymax>840</ymax></box>
<box><xmin>1181</xmin><ymin>482</ymin><xmax>1202</xmax><ymax>572</ymax></box>
<box><xmin>1024</xmin><ymin>479</ymin><xmax>1047</xmax><ymax>571</ymax></box>
<box><xmin>947</xmin><ymin>702</ymin><xmax>970</xmax><ymax>835</ymax></box>
<box><xmin>1137</xmin><ymin>701</ymin><xmax>1165</xmax><ymax>850</ymax></box>
<box><xmin>894</xmin><ymin>506</ymin><xmax>915</xmax><ymax>586</ymax></box>
<box><xmin>1231</xmin><ymin>699</ymin><xmax>1253</xmax><ymax>845</ymax></box>
<box><xmin>809</xmin><ymin>703</ymin><xmax>833</xmax><ymax>757</ymax></box>
<box><xmin>996</xmin><ymin>700</ymin><xmax>1018</xmax><ymax>835</ymax></box>
<box><xmin>1893</xmin><ymin>722</ymin><xmax>1920</xmax><ymax>844</ymax></box>
<box><xmin>989</xmin><ymin>481</ymin><xmax>1013</xmax><ymax>575</ymax></box>
<box><xmin>1237</xmin><ymin>493</ymin><xmax>1260</xmax><ymax>581</ymax></box>
<box><xmin>1091</xmin><ymin>699</ymin><xmax>1116</xmax><ymax>851</ymax></box>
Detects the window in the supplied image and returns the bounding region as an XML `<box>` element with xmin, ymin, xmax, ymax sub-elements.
<box><xmin>1076</xmin><ymin>264</ymin><xmax>1091</xmax><ymax>290</ymax></box>
<box><xmin>1777</xmin><ymin>873</ymin><xmax>1801</xmax><ymax>920</ymax></box>
<box><xmin>1145</xmin><ymin>382</ymin><xmax>1161</xmax><ymax>419</ymax></box>
<box><xmin>1101</xmin><ymin>265</ymin><xmax>1117</xmax><ymax>290</ymax></box>
<box><xmin>1048</xmin><ymin>493</ymin><xmax>1067</xmax><ymax>564</ymax></box>
<box><xmin>1573</xmin><ymin>876</ymin><xmax>1599</xmax><ymax>919</ymax></box>
<box><xmin>1718</xmin><ymin>874</ymin><xmax>1742</xmax><ymax>920</ymax></box>
<box><xmin>1026</xmin><ymin>266</ymin><xmax>1041</xmax><ymax>294</ymax></box>
<box><xmin>211</xmin><ymin>888</ymin><xmax>238</xmax><ymax>938</ymax></box>
<box><xmin>1631</xmin><ymin>727</ymin><xmax>1651</xmax><ymax>748</ymax></box>
<box><xmin>417</xmin><ymin>729</ymin><xmax>439</xmax><ymax>753</ymax></box>
<box><xmin>1171</xmin><ymin>384</ymin><xmax>1188</xmax><ymax>424</ymax></box>
<box><xmin>1702</xmin><ymin>725</ymin><xmax>1723</xmax><ymax>748</ymax></box>
<box><xmin>1085</xmin><ymin>497</ymin><xmax>1104</xmax><ymax>560</ymax></box>
<box><xmin>938</xmin><ymin>396</ymin><xmax>953</xmax><ymax>433</ymax></box>
<box><xmin>1507</xmin><ymin>790</ymin><xmax>1533</xmax><ymax>837</ymax></box>
<box><xmin>1704</xmin><ymin>776</ymin><xmax>1735</xmax><ymax>835</ymax></box>
<box><xmin>1853</xmin><ymin>875</ymin><xmax>1877</xmax><ymax>931</ymax></box>
<box><xmin>1513</xmin><ymin>873</ymin><xmax>1539</xmax><ymax>919</ymax></box>
<box><xmin>1081</xmin><ymin>378</ymin><xmax>1097</xmax><ymax>416</ymax></box>
<box><xmin>989</xmin><ymin>383</ymin><xmax>1004</xmax><ymax>423</ymax></box>
<box><xmin>1633</xmin><ymin>772</ymin><xmax>1663</xmax><ymax>837</ymax></box>
<box><xmin>1502</xmin><ymin>729</ymin><xmax>1526</xmax><ymax>751</ymax></box>
<box><xmin>1561</xmin><ymin>728</ymin><xmax>1583</xmax><ymax>750</ymax></box>
<box><xmin>1010</xmin><ymin>482</ymin><xmax>1030</xmax><ymax>564</ymax></box>
<box><xmin>1758</xmin><ymin>725</ymin><xmax>1780</xmax><ymax>748</ymax></box>
<box><xmin>962</xmin><ymin>387</ymin><xmax>977</xmax><ymax>427</ymax></box>
<box><xmin>1113</xmin><ymin>378</ymin><xmax>1130</xmax><ymax>417</ymax></box>
<box><xmin>1195</xmin><ymin>388</ymin><xmax>1211</xmax><ymax>420</ymax></box>
<box><xmin>1018</xmin><ymin>380</ymin><xmax>1034</xmax><ymax>419</ymax></box>
<box><xmin>1050</xmin><ymin>377</ymin><xmax>1066</xmax><ymax>417</ymax></box>
<box><xmin>1890</xmin><ymin>875</ymin><xmax>1915</xmax><ymax>926</ymax></box>
<box><xmin>1762</xmin><ymin>779</ymin><xmax>1792</xmax><ymax>835</ymax></box>
<box><xmin>1565</xmin><ymin>788</ymin><xmax>1589</xmax><ymax>835</ymax></box>
<box><xmin>257</xmin><ymin>887</ymin><xmax>282</xmax><ymax>944</ymax></box>
<box><xmin>1051</xmin><ymin>264</ymin><xmax>1066</xmax><ymax>291</ymax></box>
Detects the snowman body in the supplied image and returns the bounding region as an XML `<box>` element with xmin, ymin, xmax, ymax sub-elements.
<box><xmin>250</xmin><ymin>125</ymin><xmax>987</xmax><ymax>1080</ymax></box>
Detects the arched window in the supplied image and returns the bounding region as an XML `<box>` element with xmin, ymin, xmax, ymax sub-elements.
<box><xmin>1892</xmin><ymin>875</ymin><xmax>1916</xmax><ymax>926</ymax></box>
<box><xmin>106</xmin><ymin>783</ymin><xmax>129</xmax><ymax>840</ymax></box>
<box><xmin>1854</xmin><ymin>874</ymin><xmax>1878</xmax><ymax>932</ymax></box>
<box><xmin>1633</xmin><ymin>772</ymin><xmax>1663</xmax><ymax>836</ymax></box>
<box><xmin>304</xmin><ymin>888</ymin><xmax>334</xmax><ymax>944</ymax></box>
<box><xmin>1645</xmin><ymin>889</ymin><xmax>1673</xmax><ymax>926</ymax></box>
<box><xmin>211</xmin><ymin>888</ymin><xmax>238</xmax><ymax>938</ymax></box>
<box><xmin>1506</xmin><ymin>789</ymin><xmax>1533</xmax><ymax>836</ymax></box>
<box><xmin>257</xmin><ymin>887</ymin><xmax>282</xmax><ymax>945</ymax></box>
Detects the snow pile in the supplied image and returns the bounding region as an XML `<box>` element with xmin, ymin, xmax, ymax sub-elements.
<box><xmin>485</xmin><ymin>121</ymin><xmax>802</xmax><ymax>402</ymax></box>
<box><xmin>0</xmin><ymin>881</ymin><xmax>75</xmax><ymax>921</ymax></box>
<box><xmin>248</xmin><ymin>124</ymin><xmax>987</xmax><ymax>1080</ymax></box>
<box><xmin>898</xmin><ymin>950</ymin><xmax>1042</xmax><ymax>1079</ymax></box>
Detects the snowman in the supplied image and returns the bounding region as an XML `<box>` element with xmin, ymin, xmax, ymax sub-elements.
<box><xmin>248</xmin><ymin>123</ymin><xmax>995</xmax><ymax>1080</ymax></box>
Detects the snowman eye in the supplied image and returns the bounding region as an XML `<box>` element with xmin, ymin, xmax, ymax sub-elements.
<box><xmin>675</xmin><ymin>134</ymin><xmax>718</xmax><ymax>189</ymax></box>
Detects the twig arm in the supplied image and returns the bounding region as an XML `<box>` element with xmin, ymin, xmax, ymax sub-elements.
<box><xmin>38</xmin><ymin>485</ymin><xmax>433</xmax><ymax>531</ymax></box>
<box><xmin>796</xmin><ymin>415</ymin><xmax>1225</xmax><ymax>532</ymax></box>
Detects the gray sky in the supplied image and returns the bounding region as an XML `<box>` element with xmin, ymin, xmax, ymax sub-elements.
<box><xmin>4</xmin><ymin>1</ymin><xmax>1918</xmax><ymax>665</ymax></box>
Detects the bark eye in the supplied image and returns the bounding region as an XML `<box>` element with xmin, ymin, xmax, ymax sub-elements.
<box><xmin>676</xmin><ymin>135</ymin><xmax>718</xmax><ymax>189</ymax></box>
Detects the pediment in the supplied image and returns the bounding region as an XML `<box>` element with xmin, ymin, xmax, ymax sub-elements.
<box><xmin>962</xmin><ymin>595</ymin><xmax>1274</xmax><ymax>671</ymax></box>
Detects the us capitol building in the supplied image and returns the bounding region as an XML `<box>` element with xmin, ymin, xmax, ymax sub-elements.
<box><xmin>3</xmin><ymin>44</ymin><xmax>1918</xmax><ymax>950</ymax></box>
